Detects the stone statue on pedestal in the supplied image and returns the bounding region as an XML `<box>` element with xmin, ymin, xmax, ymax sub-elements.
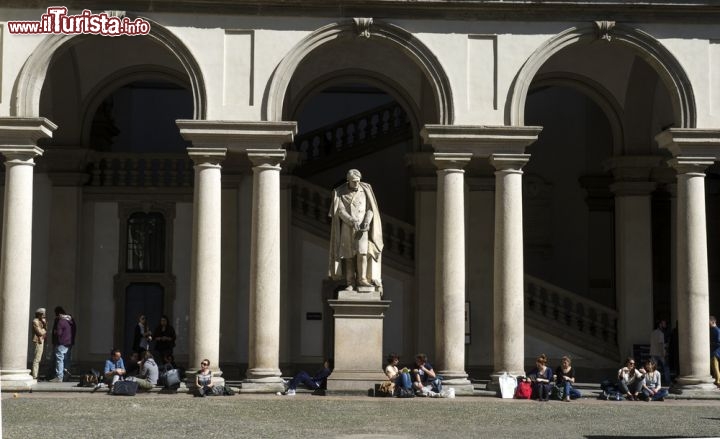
<box><xmin>328</xmin><ymin>169</ymin><xmax>383</xmax><ymax>291</ymax></box>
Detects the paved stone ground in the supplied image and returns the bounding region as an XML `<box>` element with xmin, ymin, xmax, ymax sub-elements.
<box><xmin>3</xmin><ymin>391</ymin><xmax>720</xmax><ymax>438</ymax></box>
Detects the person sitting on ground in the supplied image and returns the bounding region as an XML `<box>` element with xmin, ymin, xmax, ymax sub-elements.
<box><xmin>103</xmin><ymin>348</ymin><xmax>126</xmax><ymax>389</ymax></box>
<box><xmin>384</xmin><ymin>353</ymin><xmax>412</xmax><ymax>394</ymax></box>
<box><xmin>641</xmin><ymin>359</ymin><xmax>668</xmax><ymax>402</ymax></box>
<box><xmin>554</xmin><ymin>356</ymin><xmax>582</xmax><ymax>401</ymax></box>
<box><xmin>194</xmin><ymin>358</ymin><xmax>214</xmax><ymax>397</ymax></box>
<box><xmin>411</xmin><ymin>353</ymin><xmax>443</xmax><ymax>396</ymax></box>
<box><xmin>617</xmin><ymin>357</ymin><xmax>645</xmax><ymax>401</ymax></box>
<box><xmin>526</xmin><ymin>353</ymin><xmax>553</xmax><ymax>401</ymax></box>
<box><xmin>280</xmin><ymin>359</ymin><xmax>333</xmax><ymax>396</ymax></box>
<box><xmin>134</xmin><ymin>351</ymin><xmax>159</xmax><ymax>391</ymax></box>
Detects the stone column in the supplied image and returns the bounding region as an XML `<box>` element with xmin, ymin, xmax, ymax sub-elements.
<box><xmin>432</xmin><ymin>152</ymin><xmax>473</xmax><ymax>394</ymax></box>
<box><xmin>656</xmin><ymin>128</ymin><xmax>720</xmax><ymax>396</ymax></box>
<box><xmin>244</xmin><ymin>149</ymin><xmax>286</xmax><ymax>391</ymax></box>
<box><xmin>490</xmin><ymin>153</ymin><xmax>530</xmax><ymax>381</ymax></box>
<box><xmin>187</xmin><ymin>147</ymin><xmax>226</xmax><ymax>378</ymax></box>
<box><xmin>0</xmin><ymin>118</ymin><xmax>55</xmax><ymax>391</ymax></box>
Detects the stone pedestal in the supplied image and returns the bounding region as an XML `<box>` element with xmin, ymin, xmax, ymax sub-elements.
<box><xmin>327</xmin><ymin>291</ymin><xmax>390</xmax><ymax>395</ymax></box>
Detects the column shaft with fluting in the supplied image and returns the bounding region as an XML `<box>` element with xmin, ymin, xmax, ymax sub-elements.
<box><xmin>188</xmin><ymin>148</ymin><xmax>226</xmax><ymax>376</ymax></box>
<box><xmin>491</xmin><ymin>154</ymin><xmax>530</xmax><ymax>378</ymax></box>
<box><xmin>432</xmin><ymin>153</ymin><xmax>472</xmax><ymax>392</ymax></box>
<box><xmin>245</xmin><ymin>149</ymin><xmax>285</xmax><ymax>386</ymax></box>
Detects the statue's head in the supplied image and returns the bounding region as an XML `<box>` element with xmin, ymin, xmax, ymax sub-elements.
<box><xmin>346</xmin><ymin>169</ymin><xmax>362</xmax><ymax>189</ymax></box>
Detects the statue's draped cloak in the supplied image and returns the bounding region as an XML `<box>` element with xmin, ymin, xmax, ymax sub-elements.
<box><xmin>328</xmin><ymin>181</ymin><xmax>383</xmax><ymax>285</ymax></box>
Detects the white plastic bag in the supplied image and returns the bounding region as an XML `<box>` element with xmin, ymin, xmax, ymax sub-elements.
<box><xmin>499</xmin><ymin>372</ymin><xmax>517</xmax><ymax>399</ymax></box>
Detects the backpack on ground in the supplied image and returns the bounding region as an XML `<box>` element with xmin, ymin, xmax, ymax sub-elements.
<box><xmin>77</xmin><ymin>369</ymin><xmax>100</xmax><ymax>387</ymax></box>
<box><xmin>514</xmin><ymin>380</ymin><xmax>532</xmax><ymax>399</ymax></box>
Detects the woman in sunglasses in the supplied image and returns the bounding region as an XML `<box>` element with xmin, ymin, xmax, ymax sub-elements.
<box><xmin>194</xmin><ymin>359</ymin><xmax>214</xmax><ymax>397</ymax></box>
<box><xmin>617</xmin><ymin>357</ymin><xmax>645</xmax><ymax>401</ymax></box>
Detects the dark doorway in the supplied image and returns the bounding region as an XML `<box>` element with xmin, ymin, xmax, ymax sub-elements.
<box><xmin>124</xmin><ymin>283</ymin><xmax>164</xmax><ymax>356</ymax></box>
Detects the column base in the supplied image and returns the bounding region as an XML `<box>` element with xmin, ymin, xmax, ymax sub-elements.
<box><xmin>0</xmin><ymin>369</ymin><xmax>35</xmax><ymax>391</ymax></box>
<box><xmin>326</xmin><ymin>370</ymin><xmax>387</xmax><ymax>395</ymax></box>
<box><xmin>670</xmin><ymin>375</ymin><xmax>718</xmax><ymax>398</ymax></box>
<box><xmin>241</xmin><ymin>368</ymin><xmax>284</xmax><ymax>393</ymax></box>
<box><xmin>438</xmin><ymin>370</ymin><xmax>474</xmax><ymax>395</ymax></box>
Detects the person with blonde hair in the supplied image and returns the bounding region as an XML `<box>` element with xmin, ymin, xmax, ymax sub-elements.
<box><xmin>527</xmin><ymin>354</ymin><xmax>553</xmax><ymax>401</ymax></box>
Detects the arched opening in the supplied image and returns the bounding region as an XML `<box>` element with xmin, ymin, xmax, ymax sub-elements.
<box><xmin>274</xmin><ymin>20</ymin><xmax>452</xmax><ymax>367</ymax></box>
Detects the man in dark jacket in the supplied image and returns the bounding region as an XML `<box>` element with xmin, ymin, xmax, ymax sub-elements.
<box><xmin>49</xmin><ymin>306</ymin><xmax>75</xmax><ymax>382</ymax></box>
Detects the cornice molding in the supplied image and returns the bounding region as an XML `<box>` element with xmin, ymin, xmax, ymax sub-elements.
<box><xmin>421</xmin><ymin>125</ymin><xmax>541</xmax><ymax>157</ymax></box>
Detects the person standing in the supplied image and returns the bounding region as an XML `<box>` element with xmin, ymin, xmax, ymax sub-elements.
<box><xmin>153</xmin><ymin>315</ymin><xmax>176</xmax><ymax>359</ymax></box>
<box><xmin>30</xmin><ymin>308</ymin><xmax>47</xmax><ymax>380</ymax></box>
<box><xmin>650</xmin><ymin>319</ymin><xmax>671</xmax><ymax>386</ymax></box>
<box><xmin>132</xmin><ymin>314</ymin><xmax>152</xmax><ymax>355</ymax></box>
<box><xmin>49</xmin><ymin>306</ymin><xmax>74</xmax><ymax>382</ymax></box>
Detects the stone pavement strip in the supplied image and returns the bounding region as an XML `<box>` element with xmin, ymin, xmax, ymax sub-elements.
<box><xmin>3</xmin><ymin>391</ymin><xmax>720</xmax><ymax>439</ymax></box>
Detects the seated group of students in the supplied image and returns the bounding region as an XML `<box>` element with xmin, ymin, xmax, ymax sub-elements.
<box><xmin>522</xmin><ymin>353</ymin><xmax>667</xmax><ymax>402</ymax></box>
<box><xmin>103</xmin><ymin>349</ymin><xmax>178</xmax><ymax>391</ymax></box>
<box><xmin>384</xmin><ymin>353</ymin><xmax>450</xmax><ymax>398</ymax></box>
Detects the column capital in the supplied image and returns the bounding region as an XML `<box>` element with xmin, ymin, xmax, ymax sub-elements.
<box><xmin>0</xmin><ymin>146</ymin><xmax>43</xmax><ymax>163</ymax></box>
<box><xmin>187</xmin><ymin>147</ymin><xmax>227</xmax><ymax>166</ymax></box>
<box><xmin>247</xmin><ymin>149</ymin><xmax>286</xmax><ymax>168</ymax></box>
<box><xmin>177</xmin><ymin>120</ymin><xmax>297</xmax><ymax>151</ymax></box>
<box><xmin>489</xmin><ymin>153</ymin><xmax>530</xmax><ymax>172</ymax></box>
<box><xmin>609</xmin><ymin>181</ymin><xmax>658</xmax><ymax>196</ymax></box>
<box><xmin>421</xmin><ymin>125</ymin><xmax>541</xmax><ymax>157</ymax></box>
<box><xmin>0</xmin><ymin>117</ymin><xmax>56</xmax><ymax>147</ymax></box>
<box><xmin>432</xmin><ymin>152</ymin><xmax>472</xmax><ymax>170</ymax></box>
<box><xmin>656</xmin><ymin>128</ymin><xmax>720</xmax><ymax>159</ymax></box>
<box><xmin>668</xmin><ymin>157</ymin><xmax>715</xmax><ymax>175</ymax></box>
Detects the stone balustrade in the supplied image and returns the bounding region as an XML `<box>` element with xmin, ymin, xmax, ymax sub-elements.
<box><xmin>87</xmin><ymin>152</ymin><xmax>194</xmax><ymax>187</ymax></box>
<box><xmin>525</xmin><ymin>274</ymin><xmax>619</xmax><ymax>359</ymax></box>
<box><xmin>292</xmin><ymin>102</ymin><xmax>410</xmax><ymax>165</ymax></box>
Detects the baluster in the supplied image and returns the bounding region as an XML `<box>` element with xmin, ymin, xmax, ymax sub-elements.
<box><xmin>370</xmin><ymin>113</ymin><xmax>379</xmax><ymax>138</ymax></box>
<box><xmin>143</xmin><ymin>158</ymin><xmax>153</xmax><ymax>186</ymax></box>
<box><xmin>335</xmin><ymin>126</ymin><xmax>344</xmax><ymax>150</ymax></box>
<box><xmin>311</xmin><ymin>136</ymin><xmax>321</xmax><ymax>160</ymax></box>
<box><xmin>346</xmin><ymin>123</ymin><xmax>355</xmax><ymax>147</ymax></box>
<box><xmin>600</xmin><ymin>312</ymin><xmax>610</xmax><ymax>342</ymax></box>
<box><xmin>383</xmin><ymin>223</ymin><xmax>394</xmax><ymax>254</ymax></box>
<box><xmin>128</xmin><ymin>158</ymin><xmax>139</xmax><ymax>186</ymax></box>
<box><xmin>550</xmin><ymin>291</ymin><xmax>560</xmax><ymax>320</ymax></box>
<box><xmin>158</xmin><ymin>159</ymin><xmax>167</xmax><ymax>187</ymax></box>
<box><xmin>323</xmin><ymin>130</ymin><xmax>333</xmax><ymax>156</ymax></box>
<box><xmin>575</xmin><ymin>303</ymin><xmax>585</xmax><ymax>333</ymax></box>
<box><xmin>587</xmin><ymin>307</ymin><xmax>598</xmax><ymax>338</ymax></box>
<box><xmin>185</xmin><ymin>158</ymin><xmax>194</xmax><ymax>186</ymax></box>
<box><xmin>117</xmin><ymin>158</ymin><xmax>127</xmax><ymax>186</ymax></box>
<box><xmin>358</xmin><ymin>118</ymin><xmax>368</xmax><ymax>142</ymax></box>
<box><xmin>526</xmin><ymin>282</ymin><xmax>537</xmax><ymax>312</ymax></box>
<box><xmin>382</xmin><ymin>109</ymin><xmax>391</xmax><ymax>133</ymax></box>
<box><xmin>299</xmin><ymin>140</ymin><xmax>309</xmax><ymax>163</ymax></box>
<box><xmin>562</xmin><ymin>297</ymin><xmax>572</xmax><ymax>327</ymax></box>
<box><xmin>91</xmin><ymin>160</ymin><xmax>102</xmax><ymax>186</ymax></box>
<box><xmin>408</xmin><ymin>231</ymin><xmax>415</xmax><ymax>260</ymax></box>
<box><xmin>539</xmin><ymin>287</ymin><xmax>548</xmax><ymax>317</ymax></box>
<box><xmin>323</xmin><ymin>194</ymin><xmax>332</xmax><ymax>225</ymax></box>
